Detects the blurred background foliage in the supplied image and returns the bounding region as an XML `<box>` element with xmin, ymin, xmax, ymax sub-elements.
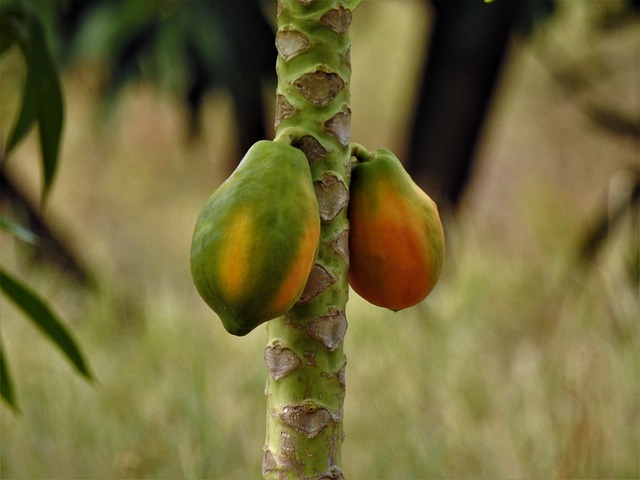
<box><xmin>1</xmin><ymin>0</ymin><xmax>639</xmax><ymax>478</ymax></box>
<box><xmin>23</xmin><ymin>0</ymin><xmax>277</xmax><ymax>148</ymax></box>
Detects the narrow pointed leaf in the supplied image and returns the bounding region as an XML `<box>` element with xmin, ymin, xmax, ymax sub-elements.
<box><xmin>0</xmin><ymin>217</ymin><xmax>39</xmax><ymax>244</ymax></box>
<box><xmin>2</xmin><ymin>7</ymin><xmax>64</xmax><ymax>200</ymax></box>
<box><xmin>36</xmin><ymin>60</ymin><xmax>64</xmax><ymax>200</ymax></box>
<box><xmin>3</xmin><ymin>10</ymin><xmax>38</xmax><ymax>156</ymax></box>
<box><xmin>0</xmin><ymin>340</ymin><xmax>18</xmax><ymax>410</ymax></box>
<box><xmin>0</xmin><ymin>268</ymin><xmax>93</xmax><ymax>380</ymax></box>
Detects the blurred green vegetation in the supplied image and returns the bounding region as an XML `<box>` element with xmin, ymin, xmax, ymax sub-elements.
<box><xmin>0</xmin><ymin>0</ymin><xmax>92</xmax><ymax>411</ymax></box>
<box><xmin>1</xmin><ymin>0</ymin><xmax>638</xmax><ymax>478</ymax></box>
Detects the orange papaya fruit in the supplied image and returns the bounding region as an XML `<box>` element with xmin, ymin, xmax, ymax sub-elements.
<box><xmin>347</xmin><ymin>148</ymin><xmax>444</xmax><ymax>311</ymax></box>
<box><xmin>190</xmin><ymin>140</ymin><xmax>320</xmax><ymax>336</ymax></box>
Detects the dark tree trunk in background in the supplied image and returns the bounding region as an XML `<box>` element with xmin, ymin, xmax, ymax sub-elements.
<box><xmin>407</xmin><ymin>0</ymin><xmax>519</xmax><ymax>211</ymax></box>
<box><xmin>212</xmin><ymin>0</ymin><xmax>277</xmax><ymax>157</ymax></box>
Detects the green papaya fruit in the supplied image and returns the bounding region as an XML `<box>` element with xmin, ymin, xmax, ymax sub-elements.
<box><xmin>190</xmin><ymin>140</ymin><xmax>320</xmax><ymax>336</ymax></box>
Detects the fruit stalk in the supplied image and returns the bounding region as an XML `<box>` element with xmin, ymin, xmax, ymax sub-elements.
<box><xmin>263</xmin><ymin>1</ymin><xmax>356</xmax><ymax>478</ymax></box>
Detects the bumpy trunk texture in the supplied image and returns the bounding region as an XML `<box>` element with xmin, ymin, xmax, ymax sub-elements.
<box><xmin>262</xmin><ymin>1</ymin><xmax>353</xmax><ymax>478</ymax></box>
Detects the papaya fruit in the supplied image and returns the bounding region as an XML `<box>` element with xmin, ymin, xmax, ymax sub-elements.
<box><xmin>347</xmin><ymin>148</ymin><xmax>444</xmax><ymax>311</ymax></box>
<box><xmin>190</xmin><ymin>140</ymin><xmax>320</xmax><ymax>336</ymax></box>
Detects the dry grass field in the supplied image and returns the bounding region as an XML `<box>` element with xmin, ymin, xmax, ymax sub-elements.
<box><xmin>1</xmin><ymin>2</ymin><xmax>638</xmax><ymax>478</ymax></box>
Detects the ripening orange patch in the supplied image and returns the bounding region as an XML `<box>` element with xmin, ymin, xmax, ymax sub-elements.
<box><xmin>267</xmin><ymin>220</ymin><xmax>320</xmax><ymax>316</ymax></box>
<box><xmin>218</xmin><ymin>211</ymin><xmax>253</xmax><ymax>301</ymax></box>
<box><xmin>370</xmin><ymin>216</ymin><xmax>430</xmax><ymax>308</ymax></box>
<box><xmin>348</xmin><ymin>170</ymin><xmax>446</xmax><ymax>310</ymax></box>
<box><xmin>349</xmin><ymin>183</ymin><xmax>436</xmax><ymax>310</ymax></box>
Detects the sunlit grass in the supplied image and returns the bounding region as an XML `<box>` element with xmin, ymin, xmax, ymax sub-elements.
<box><xmin>341</xmin><ymin>212</ymin><xmax>639</xmax><ymax>478</ymax></box>
<box><xmin>2</xmin><ymin>205</ymin><xmax>637</xmax><ymax>478</ymax></box>
<box><xmin>1</xmin><ymin>271</ymin><xmax>267</xmax><ymax>478</ymax></box>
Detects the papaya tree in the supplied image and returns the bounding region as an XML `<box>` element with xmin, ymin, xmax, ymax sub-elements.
<box><xmin>190</xmin><ymin>1</ymin><xmax>444</xmax><ymax>477</ymax></box>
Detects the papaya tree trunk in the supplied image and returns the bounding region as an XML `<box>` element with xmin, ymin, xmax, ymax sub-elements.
<box><xmin>262</xmin><ymin>1</ymin><xmax>356</xmax><ymax>478</ymax></box>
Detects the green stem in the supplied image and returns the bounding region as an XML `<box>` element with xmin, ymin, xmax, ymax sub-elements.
<box><xmin>349</xmin><ymin>143</ymin><xmax>375</xmax><ymax>163</ymax></box>
<box><xmin>263</xmin><ymin>1</ymin><xmax>354</xmax><ymax>478</ymax></box>
<box><xmin>273</xmin><ymin>126</ymin><xmax>309</xmax><ymax>145</ymax></box>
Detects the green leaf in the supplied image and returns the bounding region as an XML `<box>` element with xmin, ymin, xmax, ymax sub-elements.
<box><xmin>0</xmin><ymin>268</ymin><xmax>93</xmax><ymax>381</ymax></box>
<box><xmin>2</xmin><ymin>9</ymin><xmax>38</xmax><ymax>155</ymax></box>
<box><xmin>35</xmin><ymin>31</ymin><xmax>64</xmax><ymax>201</ymax></box>
<box><xmin>0</xmin><ymin>216</ymin><xmax>39</xmax><ymax>244</ymax></box>
<box><xmin>0</xmin><ymin>339</ymin><xmax>18</xmax><ymax>411</ymax></box>
<box><xmin>2</xmin><ymin>5</ymin><xmax>64</xmax><ymax>201</ymax></box>
<box><xmin>0</xmin><ymin>11</ymin><xmax>18</xmax><ymax>55</ymax></box>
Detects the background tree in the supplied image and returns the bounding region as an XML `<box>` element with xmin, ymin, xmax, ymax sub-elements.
<box><xmin>406</xmin><ymin>0</ymin><xmax>639</xmax><ymax>211</ymax></box>
<box><xmin>4</xmin><ymin>0</ymin><xmax>638</xmax><ymax>266</ymax></box>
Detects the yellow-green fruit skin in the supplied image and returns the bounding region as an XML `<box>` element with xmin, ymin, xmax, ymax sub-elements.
<box><xmin>348</xmin><ymin>149</ymin><xmax>445</xmax><ymax>311</ymax></box>
<box><xmin>190</xmin><ymin>140</ymin><xmax>320</xmax><ymax>336</ymax></box>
